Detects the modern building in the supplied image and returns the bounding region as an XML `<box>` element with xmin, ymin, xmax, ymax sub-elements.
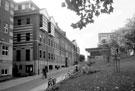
<box><xmin>0</xmin><ymin>0</ymin><xmax>14</xmax><ymax>80</ymax></box>
<box><xmin>13</xmin><ymin>0</ymin><xmax>80</xmax><ymax>76</ymax></box>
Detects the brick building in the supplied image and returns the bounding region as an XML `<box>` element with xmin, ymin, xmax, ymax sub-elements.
<box><xmin>13</xmin><ymin>0</ymin><xmax>80</xmax><ymax>76</ymax></box>
<box><xmin>0</xmin><ymin>0</ymin><xmax>14</xmax><ymax>79</ymax></box>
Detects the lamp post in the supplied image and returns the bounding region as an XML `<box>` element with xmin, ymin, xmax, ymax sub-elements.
<box><xmin>38</xmin><ymin>43</ymin><xmax>41</xmax><ymax>75</ymax></box>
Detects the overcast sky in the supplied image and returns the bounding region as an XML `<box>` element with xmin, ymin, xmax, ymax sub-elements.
<box><xmin>15</xmin><ymin>0</ymin><xmax>135</xmax><ymax>56</ymax></box>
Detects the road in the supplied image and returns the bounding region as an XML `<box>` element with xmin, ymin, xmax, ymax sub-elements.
<box><xmin>1</xmin><ymin>67</ymin><xmax>75</xmax><ymax>91</ymax></box>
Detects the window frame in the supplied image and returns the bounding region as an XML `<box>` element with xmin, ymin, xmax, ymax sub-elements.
<box><xmin>43</xmin><ymin>51</ymin><xmax>45</xmax><ymax>58</ymax></box>
<box><xmin>26</xmin><ymin>18</ymin><xmax>30</xmax><ymax>24</ymax></box>
<box><xmin>1</xmin><ymin>69</ymin><xmax>8</xmax><ymax>75</ymax></box>
<box><xmin>17</xmin><ymin>34</ymin><xmax>21</xmax><ymax>42</ymax></box>
<box><xmin>39</xmin><ymin>50</ymin><xmax>42</xmax><ymax>58</ymax></box>
<box><xmin>16</xmin><ymin>50</ymin><xmax>21</xmax><ymax>61</ymax></box>
<box><xmin>26</xmin><ymin>49</ymin><xmax>30</xmax><ymax>61</ymax></box>
<box><xmin>17</xmin><ymin>19</ymin><xmax>22</xmax><ymax>25</ymax></box>
<box><xmin>26</xmin><ymin>33</ymin><xmax>30</xmax><ymax>41</ymax></box>
<box><xmin>2</xmin><ymin>45</ymin><xmax>8</xmax><ymax>56</ymax></box>
<box><xmin>4</xmin><ymin>23</ymin><xmax>9</xmax><ymax>33</ymax></box>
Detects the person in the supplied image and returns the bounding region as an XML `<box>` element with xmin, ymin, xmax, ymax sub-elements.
<box><xmin>42</xmin><ymin>67</ymin><xmax>47</xmax><ymax>79</ymax></box>
<box><xmin>74</xmin><ymin>66</ymin><xmax>79</xmax><ymax>73</ymax></box>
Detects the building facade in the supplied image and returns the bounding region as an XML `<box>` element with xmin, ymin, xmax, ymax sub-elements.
<box><xmin>13</xmin><ymin>0</ymin><xmax>80</xmax><ymax>76</ymax></box>
<box><xmin>0</xmin><ymin>0</ymin><xmax>14</xmax><ymax>79</ymax></box>
<box><xmin>98</xmin><ymin>33</ymin><xmax>113</xmax><ymax>47</ymax></box>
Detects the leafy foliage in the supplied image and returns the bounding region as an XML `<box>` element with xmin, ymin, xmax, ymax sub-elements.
<box><xmin>62</xmin><ymin>0</ymin><xmax>114</xmax><ymax>29</ymax></box>
<box><xmin>79</xmin><ymin>54</ymin><xmax>85</xmax><ymax>62</ymax></box>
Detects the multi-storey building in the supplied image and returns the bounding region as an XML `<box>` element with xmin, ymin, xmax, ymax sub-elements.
<box><xmin>0</xmin><ymin>0</ymin><xmax>14</xmax><ymax>80</ymax></box>
<box><xmin>13</xmin><ymin>0</ymin><xmax>80</xmax><ymax>76</ymax></box>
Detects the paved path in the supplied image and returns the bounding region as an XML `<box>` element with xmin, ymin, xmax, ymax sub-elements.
<box><xmin>0</xmin><ymin>66</ymin><xmax>75</xmax><ymax>91</ymax></box>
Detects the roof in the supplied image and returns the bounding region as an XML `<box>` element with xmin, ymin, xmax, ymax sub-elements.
<box><xmin>85</xmin><ymin>47</ymin><xmax>110</xmax><ymax>52</ymax></box>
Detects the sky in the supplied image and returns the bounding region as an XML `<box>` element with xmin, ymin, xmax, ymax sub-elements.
<box><xmin>15</xmin><ymin>0</ymin><xmax>135</xmax><ymax>56</ymax></box>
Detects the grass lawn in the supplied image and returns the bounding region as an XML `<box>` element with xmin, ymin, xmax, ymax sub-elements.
<box><xmin>46</xmin><ymin>56</ymin><xmax>135</xmax><ymax>91</ymax></box>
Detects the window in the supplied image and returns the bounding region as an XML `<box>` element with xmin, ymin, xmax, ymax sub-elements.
<box><xmin>48</xmin><ymin>39</ymin><xmax>50</xmax><ymax>45</ymax></box>
<box><xmin>48</xmin><ymin>53</ymin><xmax>50</xmax><ymax>59</ymax></box>
<box><xmin>51</xmin><ymin>54</ymin><xmax>53</xmax><ymax>60</ymax></box>
<box><xmin>40</xmin><ymin>50</ymin><xmax>42</xmax><ymax>58</ymax></box>
<box><xmin>26</xmin><ymin>49</ymin><xmax>30</xmax><ymax>61</ymax></box>
<box><xmin>44</xmin><ymin>36</ymin><xmax>46</xmax><ymax>43</ymax></box>
<box><xmin>19</xmin><ymin>65</ymin><xmax>22</xmax><ymax>70</ymax></box>
<box><xmin>17</xmin><ymin>34</ymin><xmax>21</xmax><ymax>42</ymax></box>
<box><xmin>2</xmin><ymin>45</ymin><xmax>8</xmax><ymax>56</ymax></box>
<box><xmin>0</xmin><ymin>0</ymin><xmax>1</xmax><ymax>7</ymax></box>
<box><xmin>1</xmin><ymin>69</ymin><xmax>8</xmax><ymax>75</ymax></box>
<box><xmin>54</xmin><ymin>54</ymin><xmax>55</xmax><ymax>60</ymax></box>
<box><xmin>17</xmin><ymin>19</ymin><xmax>22</xmax><ymax>25</ymax></box>
<box><xmin>4</xmin><ymin>23</ymin><xmax>8</xmax><ymax>33</ymax></box>
<box><xmin>16</xmin><ymin>50</ymin><xmax>21</xmax><ymax>61</ymax></box>
<box><xmin>51</xmin><ymin>40</ymin><xmax>53</xmax><ymax>47</ymax></box>
<box><xmin>48</xmin><ymin>22</ymin><xmax>51</xmax><ymax>33</ymax></box>
<box><xmin>26</xmin><ymin>33</ymin><xmax>30</xmax><ymax>41</ymax></box>
<box><xmin>39</xmin><ymin>34</ymin><xmax>42</xmax><ymax>42</ymax></box>
<box><xmin>5</xmin><ymin>1</ymin><xmax>9</xmax><ymax>11</ymax></box>
<box><xmin>25</xmin><ymin>3</ymin><xmax>30</xmax><ymax>9</ymax></box>
<box><xmin>18</xmin><ymin>5</ymin><xmax>22</xmax><ymax>10</ymax></box>
<box><xmin>43</xmin><ymin>51</ymin><xmax>45</xmax><ymax>58</ymax></box>
<box><xmin>26</xmin><ymin>18</ymin><xmax>30</xmax><ymax>24</ymax></box>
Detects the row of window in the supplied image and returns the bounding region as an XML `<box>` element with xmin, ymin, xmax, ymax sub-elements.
<box><xmin>15</xmin><ymin>3</ymin><xmax>36</xmax><ymax>11</ymax></box>
<box><xmin>16</xmin><ymin>49</ymin><xmax>30</xmax><ymax>61</ymax></box>
<box><xmin>39</xmin><ymin>50</ymin><xmax>55</xmax><ymax>60</ymax></box>
<box><xmin>16</xmin><ymin>49</ymin><xmax>56</xmax><ymax>61</ymax></box>
<box><xmin>0</xmin><ymin>69</ymin><xmax>8</xmax><ymax>75</ymax></box>
<box><xmin>17</xmin><ymin>18</ymin><xmax>31</xmax><ymax>26</ymax></box>
<box><xmin>39</xmin><ymin>35</ymin><xmax>60</xmax><ymax>49</ymax></box>
<box><xmin>0</xmin><ymin>0</ymin><xmax>14</xmax><ymax>15</ymax></box>
<box><xmin>16</xmin><ymin>33</ymin><xmax>30</xmax><ymax>42</ymax></box>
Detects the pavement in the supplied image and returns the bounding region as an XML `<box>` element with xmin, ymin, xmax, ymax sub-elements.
<box><xmin>0</xmin><ymin>66</ymin><xmax>75</xmax><ymax>91</ymax></box>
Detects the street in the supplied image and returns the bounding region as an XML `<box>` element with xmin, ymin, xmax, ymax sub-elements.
<box><xmin>1</xmin><ymin>66</ymin><xmax>75</xmax><ymax>91</ymax></box>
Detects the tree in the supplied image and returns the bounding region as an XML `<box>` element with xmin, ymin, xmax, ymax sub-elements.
<box><xmin>62</xmin><ymin>0</ymin><xmax>114</xmax><ymax>29</ymax></box>
<box><xmin>79</xmin><ymin>54</ymin><xmax>85</xmax><ymax>62</ymax></box>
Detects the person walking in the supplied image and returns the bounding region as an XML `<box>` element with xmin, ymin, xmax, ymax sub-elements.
<box><xmin>42</xmin><ymin>67</ymin><xmax>47</xmax><ymax>79</ymax></box>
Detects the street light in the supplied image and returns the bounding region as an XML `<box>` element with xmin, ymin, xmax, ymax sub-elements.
<box><xmin>38</xmin><ymin>43</ymin><xmax>41</xmax><ymax>75</ymax></box>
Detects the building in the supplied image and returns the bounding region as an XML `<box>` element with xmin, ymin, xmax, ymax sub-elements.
<box><xmin>98</xmin><ymin>33</ymin><xmax>113</xmax><ymax>47</ymax></box>
<box><xmin>13</xmin><ymin>0</ymin><xmax>80</xmax><ymax>76</ymax></box>
<box><xmin>0</xmin><ymin>0</ymin><xmax>14</xmax><ymax>80</ymax></box>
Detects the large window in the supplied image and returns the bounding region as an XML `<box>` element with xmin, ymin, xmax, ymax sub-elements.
<box><xmin>4</xmin><ymin>23</ymin><xmax>9</xmax><ymax>33</ymax></box>
<box><xmin>26</xmin><ymin>49</ymin><xmax>30</xmax><ymax>61</ymax></box>
<box><xmin>2</xmin><ymin>45</ymin><xmax>8</xmax><ymax>56</ymax></box>
<box><xmin>26</xmin><ymin>33</ymin><xmax>30</xmax><ymax>41</ymax></box>
<box><xmin>17</xmin><ymin>34</ymin><xmax>21</xmax><ymax>42</ymax></box>
<box><xmin>26</xmin><ymin>18</ymin><xmax>30</xmax><ymax>24</ymax></box>
<box><xmin>16</xmin><ymin>50</ymin><xmax>21</xmax><ymax>61</ymax></box>
<box><xmin>17</xmin><ymin>19</ymin><xmax>22</xmax><ymax>25</ymax></box>
<box><xmin>5</xmin><ymin>1</ymin><xmax>9</xmax><ymax>11</ymax></box>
